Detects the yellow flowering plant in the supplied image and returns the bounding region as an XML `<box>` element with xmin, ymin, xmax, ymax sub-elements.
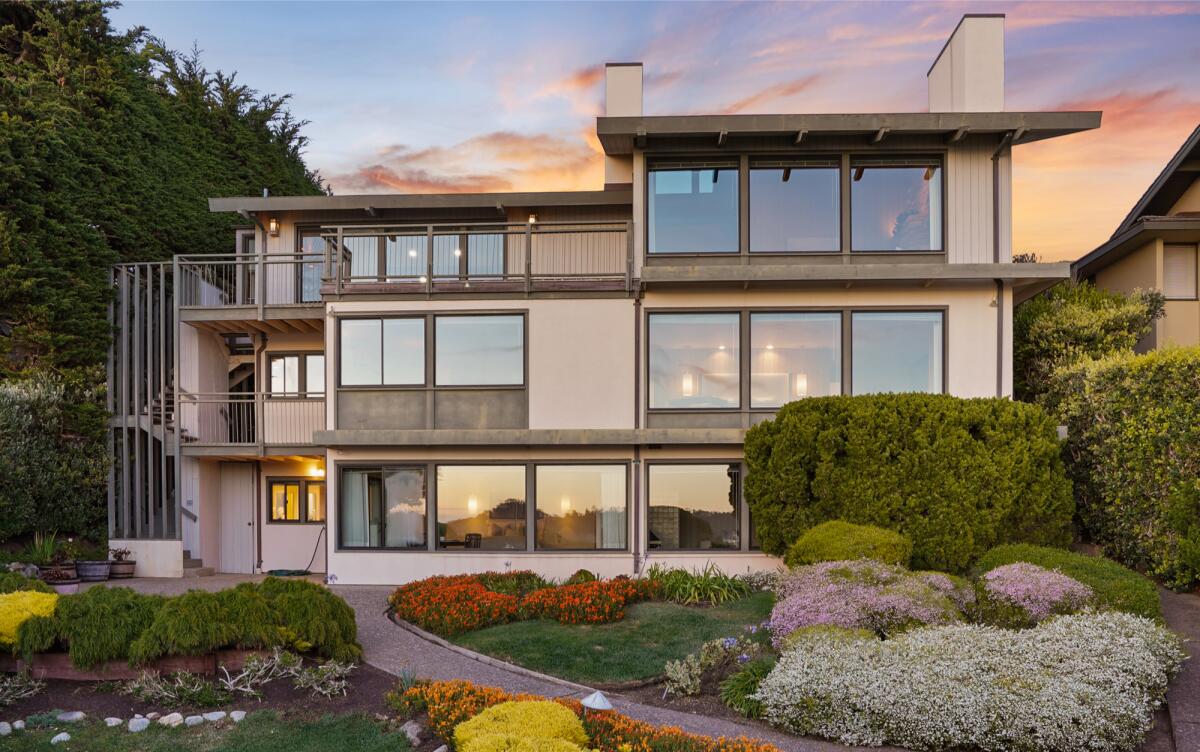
<box><xmin>0</xmin><ymin>591</ymin><xmax>58</xmax><ymax>650</ymax></box>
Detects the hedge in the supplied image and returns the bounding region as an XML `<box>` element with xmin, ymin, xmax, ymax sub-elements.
<box><xmin>1050</xmin><ymin>347</ymin><xmax>1200</xmax><ymax>590</ymax></box>
<box><xmin>783</xmin><ymin>521</ymin><xmax>912</xmax><ymax>568</ymax></box>
<box><xmin>974</xmin><ymin>544</ymin><xmax>1160</xmax><ymax>620</ymax></box>
<box><xmin>744</xmin><ymin>394</ymin><xmax>1073</xmax><ymax>573</ymax></box>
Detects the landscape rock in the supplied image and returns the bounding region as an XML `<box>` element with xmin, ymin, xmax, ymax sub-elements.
<box><xmin>105</xmin><ymin>717</ymin><xmax>123</xmax><ymax>727</ymax></box>
<box><xmin>230</xmin><ymin>710</ymin><xmax>246</xmax><ymax>723</ymax></box>
<box><xmin>0</xmin><ymin>722</ymin><xmax>10</xmax><ymax>736</ymax></box>
<box><xmin>128</xmin><ymin>718</ymin><xmax>150</xmax><ymax>733</ymax></box>
<box><xmin>401</xmin><ymin>720</ymin><xmax>423</xmax><ymax>746</ymax></box>
<box><xmin>13</xmin><ymin>720</ymin><xmax>25</xmax><ymax>730</ymax></box>
<box><xmin>158</xmin><ymin>712</ymin><xmax>184</xmax><ymax>727</ymax></box>
<box><xmin>146</xmin><ymin>712</ymin><xmax>160</xmax><ymax>721</ymax></box>
<box><xmin>202</xmin><ymin>711</ymin><xmax>227</xmax><ymax>722</ymax></box>
<box><xmin>185</xmin><ymin>715</ymin><xmax>204</xmax><ymax>727</ymax></box>
<box><xmin>57</xmin><ymin>711</ymin><xmax>86</xmax><ymax>723</ymax></box>
<box><xmin>51</xmin><ymin>732</ymin><xmax>71</xmax><ymax>745</ymax></box>
<box><xmin>433</xmin><ymin>746</ymin><xmax>448</xmax><ymax>752</ymax></box>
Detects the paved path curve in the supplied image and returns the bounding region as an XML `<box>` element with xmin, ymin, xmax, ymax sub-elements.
<box><xmin>332</xmin><ymin>585</ymin><xmax>852</xmax><ymax>751</ymax></box>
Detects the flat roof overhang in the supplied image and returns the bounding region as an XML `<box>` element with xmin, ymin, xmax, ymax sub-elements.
<box><xmin>208</xmin><ymin>189</ymin><xmax>631</xmax><ymax>215</ymax></box>
<box><xmin>641</xmin><ymin>261</ymin><xmax>1070</xmax><ymax>302</ymax></box>
<box><xmin>315</xmin><ymin>428</ymin><xmax>747</xmax><ymax>448</ymax></box>
<box><xmin>1073</xmin><ymin>217</ymin><xmax>1200</xmax><ymax>280</ymax></box>
<box><xmin>596</xmin><ymin>111</ymin><xmax>1101</xmax><ymax>155</ymax></box>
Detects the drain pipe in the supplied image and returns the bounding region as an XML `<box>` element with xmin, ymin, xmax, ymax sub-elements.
<box><xmin>632</xmin><ymin>291</ymin><xmax>644</xmax><ymax>575</ymax></box>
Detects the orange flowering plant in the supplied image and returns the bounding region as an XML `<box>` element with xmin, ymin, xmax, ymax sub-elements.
<box><xmin>388</xmin><ymin>679</ymin><xmax>782</xmax><ymax>752</ymax></box>
<box><xmin>389</xmin><ymin>573</ymin><xmax>662</xmax><ymax>637</ymax></box>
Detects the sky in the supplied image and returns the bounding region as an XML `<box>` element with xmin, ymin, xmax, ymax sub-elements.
<box><xmin>109</xmin><ymin>1</ymin><xmax>1200</xmax><ymax>262</ymax></box>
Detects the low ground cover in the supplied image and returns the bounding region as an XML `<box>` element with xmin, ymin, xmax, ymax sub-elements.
<box><xmin>453</xmin><ymin>591</ymin><xmax>774</xmax><ymax>684</ymax></box>
<box><xmin>0</xmin><ymin>710</ymin><xmax>411</xmax><ymax>752</ymax></box>
<box><xmin>390</xmin><ymin>678</ymin><xmax>781</xmax><ymax>752</ymax></box>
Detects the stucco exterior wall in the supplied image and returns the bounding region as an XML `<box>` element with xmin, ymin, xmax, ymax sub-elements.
<box><xmin>1162</xmin><ymin>300</ymin><xmax>1200</xmax><ymax>347</ymax></box>
<box><xmin>1094</xmin><ymin>239</ymin><xmax>1161</xmax><ymax>350</ymax></box>
<box><xmin>1170</xmin><ymin>177</ymin><xmax>1200</xmax><ymax>214</ymax></box>
<box><xmin>259</xmin><ymin>458</ymin><xmax>328</xmax><ymax>573</ymax></box>
<box><xmin>108</xmin><ymin>539</ymin><xmax>183</xmax><ymax>578</ymax></box>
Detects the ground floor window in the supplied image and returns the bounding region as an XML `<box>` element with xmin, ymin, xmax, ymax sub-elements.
<box><xmin>535</xmin><ymin>465</ymin><xmax>627</xmax><ymax>550</ymax></box>
<box><xmin>647</xmin><ymin>463</ymin><xmax>740</xmax><ymax>551</ymax></box>
<box><xmin>436</xmin><ymin>465</ymin><xmax>527</xmax><ymax>550</ymax></box>
<box><xmin>268</xmin><ymin>478</ymin><xmax>325</xmax><ymax>523</ymax></box>
<box><xmin>339</xmin><ymin>467</ymin><xmax>426</xmax><ymax>549</ymax></box>
<box><xmin>851</xmin><ymin>311</ymin><xmax>944</xmax><ymax>394</ymax></box>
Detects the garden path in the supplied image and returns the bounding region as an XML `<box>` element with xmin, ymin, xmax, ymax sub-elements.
<box><xmin>1162</xmin><ymin>589</ymin><xmax>1200</xmax><ymax>752</ymax></box>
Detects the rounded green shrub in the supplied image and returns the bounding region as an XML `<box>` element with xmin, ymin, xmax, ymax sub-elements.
<box><xmin>784</xmin><ymin>520</ymin><xmax>913</xmax><ymax>568</ymax></box>
<box><xmin>974</xmin><ymin>543</ymin><xmax>1161</xmax><ymax>620</ymax></box>
<box><xmin>744</xmin><ymin>394</ymin><xmax>1073</xmax><ymax>573</ymax></box>
<box><xmin>1050</xmin><ymin>347</ymin><xmax>1200</xmax><ymax>590</ymax></box>
<box><xmin>0</xmin><ymin>572</ymin><xmax>53</xmax><ymax>594</ymax></box>
<box><xmin>564</xmin><ymin>569</ymin><xmax>596</xmax><ymax>585</ymax></box>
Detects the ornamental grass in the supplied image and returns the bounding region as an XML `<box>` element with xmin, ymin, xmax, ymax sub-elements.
<box><xmin>390</xmin><ymin>678</ymin><xmax>783</xmax><ymax>752</ymax></box>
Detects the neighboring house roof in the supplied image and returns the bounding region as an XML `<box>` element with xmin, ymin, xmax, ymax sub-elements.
<box><xmin>208</xmin><ymin>189</ymin><xmax>631</xmax><ymax>214</ymax></box>
<box><xmin>596</xmin><ymin>111</ymin><xmax>1101</xmax><ymax>155</ymax></box>
<box><xmin>1072</xmin><ymin>124</ymin><xmax>1200</xmax><ymax>280</ymax></box>
<box><xmin>1111</xmin><ymin>124</ymin><xmax>1200</xmax><ymax>238</ymax></box>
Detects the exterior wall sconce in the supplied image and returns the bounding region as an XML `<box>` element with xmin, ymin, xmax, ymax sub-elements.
<box><xmin>309</xmin><ymin>465</ymin><xmax>325</xmax><ymax>479</ymax></box>
<box><xmin>528</xmin><ymin>212</ymin><xmax>538</xmax><ymax>224</ymax></box>
<box><xmin>267</xmin><ymin>217</ymin><xmax>280</xmax><ymax>236</ymax></box>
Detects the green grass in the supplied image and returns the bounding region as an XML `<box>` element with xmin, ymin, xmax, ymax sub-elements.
<box><xmin>0</xmin><ymin>711</ymin><xmax>410</xmax><ymax>751</ymax></box>
<box><xmin>452</xmin><ymin>591</ymin><xmax>775</xmax><ymax>684</ymax></box>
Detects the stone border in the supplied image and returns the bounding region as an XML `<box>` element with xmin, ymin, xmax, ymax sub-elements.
<box><xmin>386</xmin><ymin>610</ymin><xmax>598</xmax><ymax>695</ymax></box>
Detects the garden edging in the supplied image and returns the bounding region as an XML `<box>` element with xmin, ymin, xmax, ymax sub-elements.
<box><xmin>386</xmin><ymin>609</ymin><xmax>598</xmax><ymax>695</ymax></box>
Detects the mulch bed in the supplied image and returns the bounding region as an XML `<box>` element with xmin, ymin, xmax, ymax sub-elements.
<box><xmin>1</xmin><ymin>662</ymin><xmax>397</xmax><ymax>722</ymax></box>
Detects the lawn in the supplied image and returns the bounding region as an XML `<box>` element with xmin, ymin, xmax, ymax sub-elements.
<box><xmin>0</xmin><ymin>711</ymin><xmax>411</xmax><ymax>752</ymax></box>
<box><xmin>451</xmin><ymin>591</ymin><xmax>775</xmax><ymax>684</ymax></box>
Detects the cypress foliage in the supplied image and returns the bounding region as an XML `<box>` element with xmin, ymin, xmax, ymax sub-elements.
<box><xmin>0</xmin><ymin>2</ymin><xmax>323</xmax><ymax>539</ymax></box>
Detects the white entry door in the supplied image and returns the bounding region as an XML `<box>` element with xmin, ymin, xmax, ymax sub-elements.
<box><xmin>218</xmin><ymin>462</ymin><xmax>256</xmax><ymax>573</ymax></box>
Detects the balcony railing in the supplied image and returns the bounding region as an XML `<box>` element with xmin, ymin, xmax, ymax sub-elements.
<box><xmin>321</xmin><ymin>221</ymin><xmax>633</xmax><ymax>293</ymax></box>
<box><xmin>176</xmin><ymin>392</ymin><xmax>324</xmax><ymax>447</ymax></box>
<box><xmin>176</xmin><ymin>253</ymin><xmax>324</xmax><ymax>308</ymax></box>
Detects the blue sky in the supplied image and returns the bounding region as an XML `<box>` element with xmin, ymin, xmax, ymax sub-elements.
<box><xmin>110</xmin><ymin>1</ymin><xmax>1200</xmax><ymax>260</ymax></box>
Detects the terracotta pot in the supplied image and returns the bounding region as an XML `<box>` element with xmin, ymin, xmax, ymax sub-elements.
<box><xmin>50</xmin><ymin>579</ymin><xmax>80</xmax><ymax>595</ymax></box>
<box><xmin>109</xmin><ymin>560</ymin><xmax>136</xmax><ymax>579</ymax></box>
<box><xmin>76</xmin><ymin>560</ymin><xmax>111</xmax><ymax>582</ymax></box>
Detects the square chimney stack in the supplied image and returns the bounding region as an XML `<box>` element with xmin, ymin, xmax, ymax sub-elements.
<box><xmin>928</xmin><ymin>14</ymin><xmax>1004</xmax><ymax>112</ymax></box>
<box><xmin>604</xmin><ymin>62</ymin><xmax>642</xmax><ymax>188</ymax></box>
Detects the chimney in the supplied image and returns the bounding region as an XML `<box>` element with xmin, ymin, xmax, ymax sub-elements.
<box><xmin>928</xmin><ymin>14</ymin><xmax>1004</xmax><ymax>112</ymax></box>
<box><xmin>604</xmin><ymin>63</ymin><xmax>642</xmax><ymax>188</ymax></box>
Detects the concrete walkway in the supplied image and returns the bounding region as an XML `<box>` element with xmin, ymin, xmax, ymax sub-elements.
<box><xmin>1162</xmin><ymin>589</ymin><xmax>1200</xmax><ymax>752</ymax></box>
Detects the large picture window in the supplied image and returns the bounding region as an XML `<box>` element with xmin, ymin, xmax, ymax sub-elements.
<box><xmin>535</xmin><ymin>465</ymin><xmax>627</xmax><ymax>550</ymax></box>
<box><xmin>750</xmin><ymin>161</ymin><xmax>840</xmax><ymax>253</ymax></box>
<box><xmin>648</xmin><ymin>313</ymin><xmax>740</xmax><ymax>409</ymax></box>
<box><xmin>851</xmin><ymin>311</ymin><xmax>944</xmax><ymax>394</ymax></box>
<box><xmin>435</xmin><ymin>315</ymin><xmax>524</xmax><ymax>386</ymax></box>
<box><xmin>851</xmin><ymin>159</ymin><xmax>943</xmax><ymax>252</ymax></box>
<box><xmin>648</xmin><ymin>464</ymin><xmax>739</xmax><ymax>550</ymax></box>
<box><xmin>436</xmin><ymin>465</ymin><xmax>527</xmax><ymax>550</ymax></box>
<box><xmin>750</xmin><ymin>313</ymin><xmax>841</xmax><ymax>407</ymax></box>
<box><xmin>339</xmin><ymin>467</ymin><xmax>426</xmax><ymax>549</ymax></box>
<box><xmin>648</xmin><ymin>165</ymin><xmax>739</xmax><ymax>254</ymax></box>
<box><xmin>339</xmin><ymin>318</ymin><xmax>424</xmax><ymax>386</ymax></box>
<box><xmin>268</xmin><ymin>478</ymin><xmax>325</xmax><ymax>523</ymax></box>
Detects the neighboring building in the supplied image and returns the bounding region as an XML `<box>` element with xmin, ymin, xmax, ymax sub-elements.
<box><xmin>1073</xmin><ymin>125</ymin><xmax>1200</xmax><ymax>349</ymax></box>
<box><xmin>107</xmin><ymin>15</ymin><xmax>1098</xmax><ymax>584</ymax></box>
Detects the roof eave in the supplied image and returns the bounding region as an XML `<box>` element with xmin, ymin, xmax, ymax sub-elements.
<box><xmin>208</xmin><ymin>189</ymin><xmax>633</xmax><ymax>214</ymax></box>
<box><xmin>1073</xmin><ymin>217</ymin><xmax>1200</xmax><ymax>280</ymax></box>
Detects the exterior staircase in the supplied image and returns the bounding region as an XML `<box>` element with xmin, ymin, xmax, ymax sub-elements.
<box><xmin>182</xmin><ymin>550</ymin><xmax>215</xmax><ymax>578</ymax></box>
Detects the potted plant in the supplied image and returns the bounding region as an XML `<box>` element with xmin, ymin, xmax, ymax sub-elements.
<box><xmin>109</xmin><ymin>547</ymin><xmax>136</xmax><ymax>579</ymax></box>
<box><xmin>76</xmin><ymin>544</ymin><xmax>112</xmax><ymax>582</ymax></box>
<box><xmin>42</xmin><ymin>565</ymin><xmax>81</xmax><ymax>595</ymax></box>
<box><xmin>41</xmin><ymin>539</ymin><xmax>77</xmax><ymax>583</ymax></box>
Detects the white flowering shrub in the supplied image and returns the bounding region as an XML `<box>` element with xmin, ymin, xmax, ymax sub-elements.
<box><xmin>755</xmin><ymin>611</ymin><xmax>1184</xmax><ymax>752</ymax></box>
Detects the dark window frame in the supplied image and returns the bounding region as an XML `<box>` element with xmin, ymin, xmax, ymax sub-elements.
<box><xmin>848</xmin><ymin>156</ymin><xmax>946</xmax><ymax>254</ymax></box>
<box><xmin>266</xmin><ymin>477</ymin><xmax>326</xmax><ymax>525</ymax></box>
<box><xmin>646</xmin><ymin>311</ymin><xmax>743</xmax><ymax>411</ymax></box>
<box><xmin>533</xmin><ymin>463</ymin><xmax>631</xmax><ymax>553</ymax></box>
<box><xmin>267</xmin><ymin>351</ymin><xmax>325</xmax><ymax>397</ymax></box>
<box><xmin>748</xmin><ymin>157</ymin><xmax>842</xmax><ymax>254</ymax></box>
<box><xmin>336</xmin><ymin>464</ymin><xmax>429</xmax><ymax>550</ymax></box>
<box><xmin>336</xmin><ymin>316</ymin><xmax>427</xmax><ymax>388</ymax></box>
<box><xmin>433</xmin><ymin>313</ymin><xmax>527</xmax><ymax>388</ymax></box>
<box><xmin>647</xmin><ymin>161</ymin><xmax>742</xmax><ymax>256</ymax></box>
<box><xmin>645</xmin><ymin>460</ymin><xmax>744</xmax><ymax>552</ymax></box>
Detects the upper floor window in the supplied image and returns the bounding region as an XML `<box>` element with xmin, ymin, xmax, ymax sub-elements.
<box><xmin>269</xmin><ymin>353</ymin><xmax>324</xmax><ymax>396</ymax></box>
<box><xmin>435</xmin><ymin>315</ymin><xmax>524</xmax><ymax>386</ymax></box>
<box><xmin>851</xmin><ymin>158</ymin><xmax>943</xmax><ymax>252</ymax></box>
<box><xmin>851</xmin><ymin>311</ymin><xmax>943</xmax><ymax>394</ymax></box>
<box><xmin>648</xmin><ymin>163</ymin><xmax>739</xmax><ymax>254</ymax></box>
<box><xmin>648</xmin><ymin>313</ymin><xmax>740</xmax><ymax>409</ymax></box>
<box><xmin>1164</xmin><ymin>244</ymin><xmax>1198</xmax><ymax>300</ymax></box>
<box><xmin>339</xmin><ymin>318</ymin><xmax>424</xmax><ymax>386</ymax></box>
<box><xmin>750</xmin><ymin>312</ymin><xmax>841</xmax><ymax>407</ymax></box>
<box><xmin>750</xmin><ymin>160</ymin><xmax>840</xmax><ymax>253</ymax></box>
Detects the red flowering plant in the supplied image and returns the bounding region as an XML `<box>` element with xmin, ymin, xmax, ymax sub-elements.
<box><xmin>389</xmin><ymin>572</ymin><xmax>663</xmax><ymax>636</ymax></box>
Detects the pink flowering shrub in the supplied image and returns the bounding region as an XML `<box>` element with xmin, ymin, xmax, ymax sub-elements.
<box><xmin>976</xmin><ymin>562</ymin><xmax>1094</xmax><ymax>628</ymax></box>
<box><xmin>769</xmin><ymin>560</ymin><xmax>964</xmax><ymax>645</ymax></box>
